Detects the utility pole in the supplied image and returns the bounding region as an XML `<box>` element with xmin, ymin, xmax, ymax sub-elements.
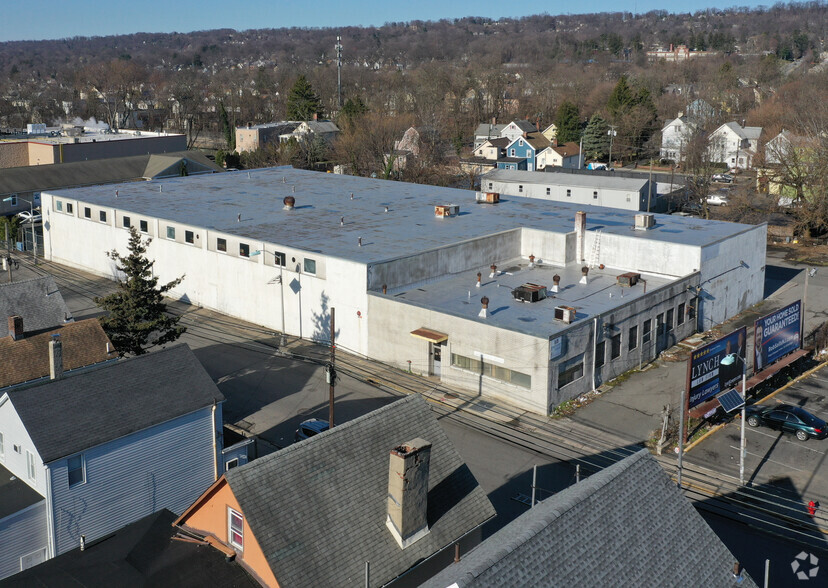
<box><xmin>335</xmin><ymin>36</ymin><xmax>343</xmax><ymax>109</ymax></box>
<box><xmin>607</xmin><ymin>125</ymin><xmax>617</xmax><ymax>168</ymax></box>
<box><xmin>328</xmin><ymin>307</ymin><xmax>336</xmax><ymax>427</ymax></box>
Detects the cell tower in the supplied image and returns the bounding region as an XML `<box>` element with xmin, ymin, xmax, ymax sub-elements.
<box><xmin>335</xmin><ymin>36</ymin><xmax>343</xmax><ymax>108</ymax></box>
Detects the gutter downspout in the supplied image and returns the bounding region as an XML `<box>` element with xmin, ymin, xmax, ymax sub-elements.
<box><xmin>45</xmin><ymin>466</ymin><xmax>56</xmax><ymax>558</ymax></box>
<box><xmin>592</xmin><ymin>317</ymin><xmax>599</xmax><ymax>392</ymax></box>
<box><xmin>211</xmin><ymin>401</ymin><xmax>218</xmax><ymax>481</ymax></box>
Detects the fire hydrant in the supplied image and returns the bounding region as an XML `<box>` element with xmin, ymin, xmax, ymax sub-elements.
<box><xmin>808</xmin><ymin>501</ymin><xmax>818</xmax><ymax>517</ymax></box>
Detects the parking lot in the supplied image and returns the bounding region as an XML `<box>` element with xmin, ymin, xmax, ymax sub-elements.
<box><xmin>690</xmin><ymin>365</ymin><xmax>828</xmax><ymax>500</ymax></box>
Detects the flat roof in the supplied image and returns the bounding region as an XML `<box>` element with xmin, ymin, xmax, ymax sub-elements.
<box><xmin>0</xmin><ymin>130</ymin><xmax>182</xmax><ymax>146</ymax></box>
<box><xmin>486</xmin><ymin>168</ymin><xmax>648</xmax><ymax>190</ymax></box>
<box><xmin>380</xmin><ymin>259</ymin><xmax>675</xmax><ymax>338</ymax></box>
<box><xmin>45</xmin><ymin>167</ymin><xmax>754</xmax><ymax>265</ymax></box>
<box><xmin>0</xmin><ymin>463</ymin><xmax>44</xmax><ymax>520</ymax></box>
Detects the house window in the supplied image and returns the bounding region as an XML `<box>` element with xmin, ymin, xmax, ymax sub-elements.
<box><xmin>27</xmin><ymin>451</ymin><xmax>36</xmax><ymax>482</ymax></box>
<box><xmin>139</xmin><ymin>220</ymin><xmax>148</xmax><ymax>233</ymax></box>
<box><xmin>166</xmin><ymin>226</ymin><xmax>175</xmax><ymax>240</ymax></box>
<box><xmin>9</xmin><ymin>195</ymin><xmax>17</xmax><ymax>206</ymax></box>
<box><xmin>274</xmin><ymin>251</ymin><xmax>286</xmax><ymax>266</ymax></box>
<box><xmin>595</xmin><ymin>341</ymin><xmax>605</xmax><ymax>368</ymax></box>
<box><xmin>677</xmin><ymin>303</ymin><xmax>686</xmax><ymax>325</ymax></box>
<box><xmin>666</xmin><ymin>309</ymin><xmax>674</xmax><ymax>331</ymax></box>
<box><xmin>510</xmin><ymin>149</ymin><xmax>516</xmax><ymax>157</ymax></box>
<box><xmin>239</xmin><ymin>243</ymin><xmax>250</xmax><ymax>258</ymax></box>
<box><xmin>217</xmin><ymin>238</ymin><xmax>227</xmax><ymax>252</ymax></box>
<box><xmin>656</xmin><ymin>313</ymin><xmax>665</xmax><ymax>337</ymax></box>
<box><xmin>123</xmin><ymin>216</ymin><xmax>131</xmax><ymax>228</ymax></box>
<box><xmin>558</xmin><ymin>354</ymin><xmax>584</xmax><ymax>387</ymax></box>
<box><xmin>566</xmin><ymin>189</ymin><xmax>571</xmax><ymax>197</ymax></box>
<box><xmin>56</xmin><ymin>200</ymin><xmax>63</xmax><ymax>212</ymax></box>
<box><xmin>518</xmin><ymin>185</ymin><xmax>523</xmax><ymax>193</ymax></box>
<box><xmin>488</xmin><ymin>182</ymin><xmax>493</xmax><ymax>190</ymax></box>
<box><xmin>99</xmin><ymin>210</ymin><xmax>107</xmax><ymax>222</ymax></box>
<box><xmin>67</xmin><ymin>454</ymin><xmax>85</xmax><ymax>486</ymax></box>
<box><xmin>519</xmin><ymin>139</ymin><xmax>524</xmax><ymax>146</ymax></box>
<box><xmin>66</xmin><ymin>203</ymin><xmax>74</xmax><ymax>214</ymax></box>
<box><xmin>546</xmin><ymin>187</ymin><xmax>551</xmax><ymax>195</ymax></box>
<box><xmin>84</xmin><ymin>207</ymin><xmax>91</xmax><ymax>219</ymax></box>
<box><xmin>610</xmin><ymin>334</ymin><xmax>621</xmax><ymax>359</ymax></box>
<box><xmin>226</xmin><ymin>458</ymin><xmax>239</xmax><ymax>471</ymax></box>
<box><xmin>593</xmin><ymin>191</ymin><xmax>598</xmax><ymax>199</ymax></box>
<box><xmin>228</xmin><ymin>508</ymin><xmax>244</xmax><ymax>550</ymax></box>
<box><xmin>643</xmin><ymin>319</ymin><xmax>652</xmax><ymax>343</ymax></box>
<box><xmin>185</xmin><ymin>230</ymin><xmax>195</xmax><ymax>244</ymax></box>
<box><xmin>304</xmin><ymin>258</ymin><xmax>317</xmax><ymax>274</ymax></box>
<box><xmin>628</xmin><ymin>326</ymin><xmax>638</xmax><ymax>350</ymax></box>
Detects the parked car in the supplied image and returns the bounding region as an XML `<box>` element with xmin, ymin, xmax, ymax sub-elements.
<box><xmin>16</xmin><ymin>209</ymin><xmax>42</xmax><ymax>223</ymax></box>
<box><xmin>294</xmin><ymin>418</ymin><xmax>330</xmax><ymax>442</ymax></box>
<box><xmin>745</xmin><ymin>404</ymin><xmax>828</xmax><ymax>441</ymax></box>
<box><xmin>712</xmin><ymin>173</ymin><xmax>733</xmax><ymax>183</ymax></box>
<box><xmin>706</xmin><ymin>194</ymin><xmax>730</xmax><ymax>206</ymax></box>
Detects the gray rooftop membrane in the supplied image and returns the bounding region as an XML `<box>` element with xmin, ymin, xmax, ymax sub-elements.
<box><xmin>379</xmin><ymin>259</ymin><xmax>672</xmax><ymax>338</ymax></box>
<box><xmin>46</xmin><ymin>167</ymin><xmax>754</xmax><ymax>264</ymax></box>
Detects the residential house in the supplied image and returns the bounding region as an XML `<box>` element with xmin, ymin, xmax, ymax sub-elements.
<box><xmin>472</xmin><ymin>137</ymin><xmax>509</xmax><ymax>161</ymax></box>
<box><xmin>0</xmin><ymin>277</ymin><xmax>72</xmax><ymax>338</ymax></box>
<box><xmin>0</xmin><ymin>344</ymin><xmax>225</xmax><ymax>580</ymax></box>
<box><xmin>422</xmin><ymin>449</ymin><xmax>757</xmax><ymax>588</ymax></box>
<box><xmin>708</xmin><ymin>121</ymin><xmax>763</xmax><ymax>170</ymax></box>
<box><xmin>758</xmin><ymin>130</ymin><xmax>819</xmax><ymax>197</ymax></box>
<box><xmin>473</xmin><ymin>122</ymin><xmax>507</xmax><ymax>150</ymax></box>
<box><xmin>660</xmin><ymin>113</ymin><xmax>700</xmax><ymax>163</ymax></box>
<box><xmin>501</xmin><ymin>132</ymin><xmax>550</xmax><ymax>172</ymax></box>
<box><xmin>173</xmin><ymin>395</ymin><xmax>496</xmax><ymax>588</ymax></box>
<box><xmin>387</xmin><ymin>126</ymin><xmax>422</xmax><ymax>172</ymax></box>
<box><xmin>686</xmin><ymin>98</ymin><xmax>716</xmax><ymax>126</ymax></box>
<box><xmin>235</xmin><ymin>122</ymin><xmax>300</xmax><ymax>153</ymax></box>
<box><xmin>536</xmin><ymin>141</ymin><xmax>581</xmax><ymax>170</ymax></box>
<box><xmin>284</xmin><ymin>119</ymin><xmax>340</xmax><ymax>144</ymax></box>
<box><xmin>4</xmin><ymin>509</ymin><xmax>258</xmax><ymax>587</ymax></box>
<box><xmin>500</xmin><ymin>120</ymin><xmax>538</xmax><ymax>143</ymax></box>
<box><xmin>540</xmin><ymin>123</ymin><xmax>557</xmax><ymax>143</ymax></box>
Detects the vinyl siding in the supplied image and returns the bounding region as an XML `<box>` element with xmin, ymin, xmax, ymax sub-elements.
<box><xmin>0</xmin><ymin>500</ymin><xmax>48</xmax><ymax>580</ymax></box>
<box><xmin>49</xmin><ymin>406</ymin><xmax>218</xmax><ymax>555</ymax></box>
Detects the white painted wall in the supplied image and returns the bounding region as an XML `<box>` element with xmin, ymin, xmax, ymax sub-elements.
<box><xmin>0</xmin><ymin>500</ymin><xmax>48</xmax><ymax>580</ymax></box>
<box><xmin>0</xmin><ymin>394</ymin><xmax>47</xmax><ymax>497</ymax></box>
<box><xmin>485</xmin><ymin>177</ymin><xmax>647</xmax><ymax>211</ymax></box>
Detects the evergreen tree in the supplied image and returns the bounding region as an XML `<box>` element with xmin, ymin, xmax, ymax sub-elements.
<box><xmin>94</xmin><ymin>227</ymin><xmax>185</xmax><ymax>357</ymax></box>
<box><xmin>219</xmin><ymin>101</ymin><xmax>235</xmax><ymax>151</ymax></box>
<box><xmin>286</xmin><ymin>74</ymin><xmax>323</xmax><ymax>121</ymax></box>
<box><xmin>607</xmin><ymin>75</ymin><xmax>634</xmax><ymax>120</ymax></box>
<box><xmin>582</xmin><ymin>114</ymin><xmax>610</xmax><ymax>161</ymax></box>
<box><xmin>554</xmin><ymin>100</ymin><xmax>581</xmax><ymax>144</ymax></box>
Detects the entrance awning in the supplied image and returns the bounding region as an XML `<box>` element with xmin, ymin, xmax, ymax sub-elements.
<box><xmin>410</xmin><ymin>328</ymin><xmax>448</xmax><ymax>344</ymax></box>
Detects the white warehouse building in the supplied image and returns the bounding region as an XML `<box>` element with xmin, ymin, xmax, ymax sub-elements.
<box><xmin>41</xmin><ymin>168</ymin><xmax>766</xmax><ymax>415</ymax></box>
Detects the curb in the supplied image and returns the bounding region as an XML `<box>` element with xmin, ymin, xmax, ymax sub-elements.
<box><xmin>684</xmin><ymin>358</ymin><xmax>828</xmax><ymax>453</ymax></box>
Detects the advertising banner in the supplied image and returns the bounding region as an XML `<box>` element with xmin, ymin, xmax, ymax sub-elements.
<box><xmin>688</xmin><ymin>327</ymin><xmax>747</xmax><ymax>409</ymax></box>
<box><xmin>754</xmin><ymin>300</ymin><xmax>801</xmax><ymax>372</ymax></box>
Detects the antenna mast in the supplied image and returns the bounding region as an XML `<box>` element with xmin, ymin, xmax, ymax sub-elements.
<box><xmin>336</xmin><ymin>35</ymin><xmax>343</xmax><ymax>108</ymax></box>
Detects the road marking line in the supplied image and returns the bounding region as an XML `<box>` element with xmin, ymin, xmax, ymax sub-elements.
<box><xmin>747</xmin><ymin>428</ymin><xmax>827</xmax><ymax>454</ymax></box>
<box><xmin>729</xmin><ymin>445</ymin><xmax>806</xmax><ymax>470</ymax></box>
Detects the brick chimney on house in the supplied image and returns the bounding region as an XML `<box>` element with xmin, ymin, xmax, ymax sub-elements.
<box><xmin>386</xmin><ymin>439</ymin><xmax>432</xmax><ymax>549</ymax></box>
<box><xmin>49</xmin><ymin>333</ymin><xmax>63</xmax><ymax>380</ymax></box>
<box><xmin>8</xmin><ymin>316</ymin><xmax>23</xmax><ymax>340</ymax></box>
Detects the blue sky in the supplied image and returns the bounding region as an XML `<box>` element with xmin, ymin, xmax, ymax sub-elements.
<box><xmin>4</xmin><ymin>0</ymin><xmax>768</xmax><ymax>42</ymax></box>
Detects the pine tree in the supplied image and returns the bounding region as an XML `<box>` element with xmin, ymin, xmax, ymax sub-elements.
<box><xmin>554</xmin><ymin>100</ymin><xmax>581</xmax><ymax>144</ymax></box>
<box><xmin>219</xmin><ymin>101</ymin><xmax>235</xmax><ymax>150</ymax></box>
<box><xmin>94</xmin><ymin>227</ymin><xmax>185</xmax><ymax>356</ymax></box>
<box><xmin>607</xmin><ymin>75</ymin><xmax>634</xmax><ymax>120</ymax></box>
<box><xmin>340</xmin><ymin>96</ymin><xmax>368</xmax><ymax>127</ymax></box>
<box><xmin>286</xmin><ymin>74</ymin><xmax>323</xmax><ymax>121</ymax></box>
<box><xmin>582</xmin><ymin>114</ymin><xmax>610</xmax><ymax>161</ymax></box>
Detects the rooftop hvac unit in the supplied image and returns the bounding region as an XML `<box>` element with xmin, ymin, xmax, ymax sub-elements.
<box><xmin>475</xmin><ymin>192</ymin><xmax>500</xmax><ymax>203</ymax></box>
<box><xmin>513</xmin><ymin>283</ymin><xmax>548</xmax><ymax>303</ymax></box>
<box><xmin>617</xmin><ymin>272</ymin><xmax>641</xmax><ymax>287</ymax></box>
<box><xmin>554</xmin><ymin>305</ymin><xmax>576</xmax><ymax>324</ymax></box>
<box><xmin>435</xmin><ymin>204</ymin><xmax>460</xmax><ymax>218</ymax></box>
<box><xmin>634</xmin><ymin>213</ymin><xmax>655</xmax><ymax>230</ymax></box>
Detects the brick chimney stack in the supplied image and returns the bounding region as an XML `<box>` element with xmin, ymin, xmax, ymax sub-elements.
<box><xmin>8</xmin><ymin>316</ymin><xmax>23</xmax><ymax>340</ymax></box>
<box><xmin>386</xmin><ymin>439</ymin><xmax>432</xmax><ymax>549</ymax></box>
<box><xmin>49</xmin><ymin>333</ymin><xmax>63</xmax><ymax>380</ymax></box>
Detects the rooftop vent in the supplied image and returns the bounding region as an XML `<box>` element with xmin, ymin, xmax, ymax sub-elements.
<box><xmin>283</xmin><ymin>195</ymin><xmax>295</xmax><ymax>210</ymax></box>
<box><xmin>634</xmin><ymin>213</ymin><xmax>655</xmax><ymax>230</ymax></box>
<box><xmin>513</xmin><ymin>283</ymin><xmax>547</xmax><ymax>303</ymax></box>
<box><xmin>617</xmin><ymin>272</ymin><xmax>641</xmax><ymax>287</ymax></box>
<box><xmin>435</xmin><ymin>204</ymin><xmax>459</xmax><ymax>218</ymax></box>
<box><xmin>554</xmin><ymin>305</ymin><xmax>576</xmax><ymax>324</ymax></box>
<box><xmin>475</xmin><ymin>192</ymin><xmax>500</xmax><ymax>204</ymax></box>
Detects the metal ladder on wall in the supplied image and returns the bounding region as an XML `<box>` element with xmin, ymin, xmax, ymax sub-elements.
<box><xmin>588</xmin><ymin>229</ymin><xmax>602</xmax><ymax>268</ymax></box>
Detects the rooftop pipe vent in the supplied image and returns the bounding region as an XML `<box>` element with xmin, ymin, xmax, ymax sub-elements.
<box><xmin>283</xmin><ymin>196</ymin><xmax>295</xmax><ymax>210</ymax></box>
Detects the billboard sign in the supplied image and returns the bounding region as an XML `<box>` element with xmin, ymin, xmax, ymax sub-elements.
<box><xmin>754</xmin><ymin>300</ymin><xmax>801</xmax><ymax>372</ymax></box>
<box><xmin>688</xmin><ymin>327</ymin><xmax>747</xmax><ymax>409</ymax></box>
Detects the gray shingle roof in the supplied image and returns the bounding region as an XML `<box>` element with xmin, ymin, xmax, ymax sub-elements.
<box><xmin>224</xmin><ymin>394</ymin><xmax>495</xmax><ymax>588</ymax></box>
<box><xmin>420</xmin><ymin>450</ymin><xmax>757</xmax><ymax>588</ymax></box>
<box><xmin>0</xmin><ymin>276</ymin><xmax>71</xmax><ymax>337</ymax></box>
<box><xmin>6</xmin><ymin>344</ymin><xmax>224</xmax><ymax>463</ymax></box>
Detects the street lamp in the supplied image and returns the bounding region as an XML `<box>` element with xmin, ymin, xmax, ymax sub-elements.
<box><xmin>2</xmin><ymin>196</ymin><xmax>36</xmax><ymax>265</ymax></box>
<box><xmin>251</xmin><ymin>250</ymin><xmax>287</xmax><ymax>347</ymax></box>
<box><xmin>803</xmin><ymin>267</ymin><xmax>816</xmax><ymax>347</ymax></box>
<box><xmin>720</xmin><ymin>353</ymin><xmax>747</xmax><ymax>485</ymax></box>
